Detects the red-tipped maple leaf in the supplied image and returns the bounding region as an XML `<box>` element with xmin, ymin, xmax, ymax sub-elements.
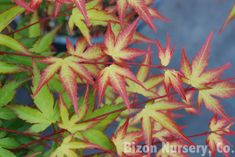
<box><xmin>97</xmin><ymin>64</ymin><xmax>144</xmax><ymax>110</ymax></box>
<box><xmin>111</xmin><ymin>23</ymin><xmax>154</xmax><ymax>44</ymax></box>
<box><xmin>58</xmin><ymin>94</ymin><xmax>103</xmax><ymax>134</ymax></box>
<box><xmin>112</xmin><ymin>119</ymin><xmax>143</xmax><ymax>157</ymax></box>
<box><xmin>33</xmin><ymin>39</ymin><xmax>100</xmax><ymax>113</ymax></box>
<box><xmin>131</xmin><ymin>101</ymin><xmax>193</xmax><ymax>157</ymax></box>
<box><xmin>50</xmin><ymin>135</ymin><xmax>98</xmax><ymax>157</ymax></box>
<box><xmin>182</xmin><ymin>91</ymin><xmax>198</xmax><ymax>114</ymax></box>
<box><xmin>117</xmin><ymin>0</ymin><xmax>168</xmax><ymax>31</ymax></box>
<box><xmin>220</xmin><ymin>4</ymin><xmax>235</xmax><ymax>32</ymax></box>
<box><xmin>154</xmin><ymin>121</ymin><xmax>189</xmax><ymax>157</ymax></box>
<box><xmin>103</xmin><ymin>19</ymin><xmax>145</xmax><ymax>62</ymax></box>
<box><xmin>180</xmin><ymin>33</ymin><xmax>230</xmax><ymax>88</ymax></box>
<box><xmin>14</xmin><ymin>0</ymin><xmax>90</xmax><ymax>24</ymax></box>
<box><xmin>66</xmin><ymin>38</ymin><xmax>104</xmax><ymax>61</ymax></box>
<box><xmin>154</xmin><ymin>123</ymin><xmax>172</xmax><ymax>142</ymax></box>
<box><xmin>164</xmin><ymin>69</ymin><xmax>186</xmax><ymax>100</ymax></box>
<box><xmin>198</xmin><ymin>82</ymin><xmax>235</xmax><ymax>119</ymax></box>
<box><xmin>207</xmin><ymin>115</ymin><xmax>234</xmax><ymax>157</ymax></box>
<box><xmin>69</xmin><ymin>1</ymin><xmax>119</xmax><ymax>45</ymax></box>
<box><xmin>180</xmin><ymin>33</ymin><xmax>235</xmax><ymax>118</ymax></box>
<box><xmin>156</xmin><ymin>33</ymin><xmax>175</xmax><ymax>67</ymax></box>
<box><xmin>155</xmin><ymin>34</ymin><xmax>186</xmax><ymax>100</ymax></box>
<box><xmin>127</xmin><ymin>47</ymin><xmax>163</xmax><ymax>97</ymax></box>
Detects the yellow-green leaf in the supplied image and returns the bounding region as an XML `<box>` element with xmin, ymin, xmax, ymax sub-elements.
<box><xmin>0</xmin><ymin>61</ymin><xmax>23</xmax><ymax>74</ymax></box>
<box><xmin>29</xmin><ymin>12</ymin><xmax>41</xmax><ymax>38</ymax></box>
<box><xmin>0</xmin><ymin>6</ymin><xmax>25</xmax><ymax>32</ymax></box>
<box><xmin>0</xmin><ymin>34</ymin><xmax>29</xmax><ymax>54</ymax></box>
<box><xmin>30</xmin><ymin>26</ymin><xmax>60</xmax><ymax>54</ymax></box>
<box><xmin>0</xmin><ymin>81</ymin><xmax>22</xmax><ymax>107</ymax></box>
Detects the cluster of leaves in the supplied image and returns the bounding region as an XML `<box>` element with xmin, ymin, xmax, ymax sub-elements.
<box><xmin>0</xmin><ymin>0</ymin><xmax>235</xmax><ymax>157</ymax></box>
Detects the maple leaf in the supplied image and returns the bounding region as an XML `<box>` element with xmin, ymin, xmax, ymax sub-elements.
<box><xmin>150</xmin><ymin>37</ymin><xmax>185</xmax><ymax>100</ymax></box>
<box><xmin>180</xmin><ymin>33</ymin><xmax>235</xmax><ymax>118</ymax></box>
<box><xmin>153</xmin><ymin>114</ymin><xmax>191</xmax><ymax>157</ymax></box>
<box><xmin>180</xmin><ymin>33</ymin><xmax>231</xmax><ymax>88</ymax></box>
<box><xmin>50</xmin><ymin>135</ymin><xmax>97</xmax><ymax>157</ymax></box>
<box><xmin>66</xmin><ymin>38</ymin><xmax>104</xmax><ymax>77</ymax></box>
<box><xmin>189</xmin><ymin>33</ymin><xmax>214</xmax><ymax>87</ymax></box>
<box><xmin>156</xmin><ymin>33</ymin><xmax>175</xmax><ymax>66</ymax></box>
<box><xmin>112</xmin><ymin>119</ymin><xmax>143</xmax><ymax>157</ymax></box>
<box><xmin>220</xmin><ymin>4</ymin><xmax>235</xmax><ymax>32</ymax></box>
<box><xmin>153</xmin><ymin>122</ymin><xmax>187</xmax><ymax>143</ymax></box>
<box><xmin>14</xmin><ymin>0</ymin><xmax>90</xmax><ymax>24</ymax></box>
<box><xmin>104</xmin><ymin>19</ymin><xmax>145</xmax><ymax>62</ymax></box>
<box><xmin>180</xmin><ymin>48</ymin><xmax>192</xmax><ymax>85</ymax></box>
<box><xmin>131</xmin><ymin>101</ymin><xmax>193</xmax><ymax>156</ymax></box>
<box><xmin>153</xmin><ymin>120</ymin><xmax>191</xmax><ymax>157</ymax></box>
<box><xmin>153</xmin><ymin>123</ymin><xmax>172</xmax><ymax>142</ymax></box>
<box><xmin>66</xmin><ymin>38</ymin><xmax>104</xmax><ymax>60</ymax></box>
<box><xmin>117</xmin><ymin>0</ymin><xmax>168</xmax><ymax>31</ymax></box>
<box><xmin>182</xmin><ymin>91</ymin><xmax>198</xmax><ymax>114</ymax></box>
<box><xmin>164</xmin><ymin>69</ymin><xmax>186</xmax><ymax>100</ymax></box>
<box><xmin>34</xmin><ymin>39</ymin><xmax>98</xmax><ymax>114</ymax></box>
<box><xmin>111</xmin><ymin>23</ymin><xmax>154</xmax><ymax>44</ymax></box>
<box><xmin>69</xmin><ymin>1</ymin><xmax>119</xmax><ymax>45</ymax></box>
<box><xmin>58</xmin><ymin>94</ymin><xmax>102</xmax><ymax>134</ymax></box>
<box><xmin>206</xmin><ymin>115</ymin><xmax>234</xmax><ymax>157</ymax></box>
<box><xmin>198</xmin><ymin>82</ymin><xmax>235</xmax><ymax>119</ymax></box>
<box><xmin>97</xmin><ymin>64</ymin><xmax>145</xmax><ymax>110</ymax></box>
<box><xmin>127</xmin><ymin>49</ymin><xmax>164</xmax><ymax>97</ymax></box>
<box><xmin>11</xmin><ymin>63</ymin><xmax>59</xmax><ymax>133</ymax></box>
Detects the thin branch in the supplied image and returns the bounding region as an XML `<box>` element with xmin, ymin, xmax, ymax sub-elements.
<box><xmin>12</xmin><ymin>129</ymin><xmax>65</xmax><ymax>151</ymax></box>
<box><xmin>80</xmin><ymin>107</ymin><xmax>126</xmax><ymax>124</ymax></box>
<box><xmin>0</xmin><ymin>127</ymin><xmax>39</xmax><ymax>137</ymax></box>
<box><xmin>6</xmin><ymin>5</ymin><xmax>75</xmax><ymax>35</ymax></box>
<box><xmin>0</xmin><ymin>51</ymin><xmax>46</xmax><ymax>58</ymax></box>
<box><xmin>132</xmin><ymin>86</ymin><xmax>195</xmax><ymax>108</ymax></box>
<box><xmin>81</xmin><ymin>60</ymin><xmax>165</xmax><ymax>69</ymax></box>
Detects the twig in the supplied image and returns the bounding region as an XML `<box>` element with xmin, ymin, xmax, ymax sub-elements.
<box><xmin>0</xmin><ymin>127</ymin><xmax>39</xmax><ymax>137</ymax></box>
<box><xmin>12</xmin><ymin>129</ymin><xmax>65</xmax><ymax>150</ymax></box>
<box><xmin>6</xmin><ymin>5</ymin><xmax>75</xmax><ymax>35</ymax></box>
<box><xmin>0</xmin><ymin>51</ymin><xmax>46</xmax><ymax>58</ymax></box>
<box><xmin>81</xmin><ymin>60</ymin><xmax>165</xmax><ymax>69</ymax></box>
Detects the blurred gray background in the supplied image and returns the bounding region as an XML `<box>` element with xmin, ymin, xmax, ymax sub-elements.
<box><xmin>137</xmin><ymin>0</ymin><xmax>235</xmax><ymax>156</ymax></box>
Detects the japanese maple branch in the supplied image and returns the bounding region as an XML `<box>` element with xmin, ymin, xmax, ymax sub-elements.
<box><xmin>0</xmin><ymin>127</ymin><xmax>39</xmax><ymax>137</ymax></box>
<box><xmin>153</xmin><ymin>129</ymin><xmax>235</xmax><ymax>145</ymax></box>
<box><xmin>82</xmin><ymin>78</ymin><xmax>235</xmax><ymax>124</ymax></box>
<box><xmin>6</xmin><ymin>5</ymin><xmax>75</xmax><ymax>35</ymax></box>
<box><xmin>0</xmin><ymin>51</ymin><xmax>45</xmax><ymax>58</ymax></box>
<box><xmin>12</xmin><ymin>129</ymin><xmax>65</xmax><ymax>151</ymax></box>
